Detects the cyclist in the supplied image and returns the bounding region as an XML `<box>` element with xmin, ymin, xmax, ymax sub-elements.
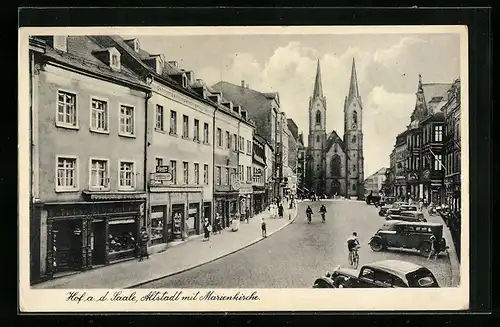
<box><xmin>347</xmin><ymin>232</ymin><xmax>360</xmax><ymax>266</ymax></box>
<box><xmin>319</xmin><ymin>204</ymin><xmax>327</xmax><ymax>222</ymax></box>
<box><xmin>306</xmin><ymin>205</ymin><xmax>313</xmax><ymax>223</ymax></box>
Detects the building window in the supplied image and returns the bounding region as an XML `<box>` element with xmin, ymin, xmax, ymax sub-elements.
<box><xmin>225</xmin><ymin>167</ymin><xmax>230</xmax><ymax>185</ymax></box>
<box><xmin>204</xmin><ymin>164</ymin><xmax>209</xmax><ymax>185</ymax></box>
<box><xmin>156</xmin><ymin>105</ymin><xmax>164</xmax><ymax>131</ymax></box>
<box><xmin>239</xmin><ymin>137</ymin><xmax>245</xmax><ymax>152</ymax></box>
<box><xmin>217</xmin><ymin>128</ymin><xmax>222</xmax><ymax>147</ymax></box>
<box><xmin>353</xmin><ymin>164</ymin><xmax>356</xmax><ymax>172</ymax></box>
<box><xmin>216</xmin><ymin>166</ymin><xmax>221</xmax><ymax>185</ymax></box>
<box><xmin>182</xmin><ymin>115</ymin><xmax>189</xmax><ymax>138</ymax></box>
<box><xmin>353</xmin><ymin>110</ymin><xmax>358</xmax><ymax>124</ymax></box>
<box><xmin>247</xmin><ymin>140</ymin><xmax>252</xmax><ymax>154</ymax></box>
<box><xmin>203</xmin><ymin>123</ymin><xmax>209</xmax><ymax>144</ymax></box>
<box><xmin>247</xmin><ymin>166</ymin><xmax>252</xmax><ymax>181</ymax></box>
<box><xmin>352</xmin><ymin>135</ymin><xmax>357</xmax><ymax>143</ymax></box>
<box><xmin>90</xmin><ymin>159</ymin><xmax>109</xmax><ymax>189</ymax></box>
<box><xmin>56</xmin><ymin>156</ymin><xmax>77</xmax><ymax>191</ymax></box>
<box><xmin>119</xmin><ymin>161</ymin><xmax>135</xmax><ymax>189</ymax></box>
<box><xmin>155</xmin><ymin>157</ymin><xmax>163</xmax><ymax>168</ymax></box>
<box><xmin>434</xmin><ymin>125</ymin><xmax>443</xmax><ymax>142</ymax></box>
<box><xmin>225</xmin><ymin>131</ymin><xmax>230</xmax><ymax>149</ymax></box>
<box><xmin>352</xmin><ymin>183</ymin><xmax>356</xmax><ymax>191</ymax></box>
<box><xmin>434</xmin><ymin>154</ymin><xmax>443</xmax><ymax>171</ymax></box>
<box><xmin>170</xmin><ymin>110</ymin><xmax>177</xmax><ymax>135</ymax></box>
<box><xmin>119</xmin><ymin>105</ymin><xmax>134</xmax><ymax>136</ymax></box>
<box><xmin>316</xmin><ymin>110</ymin><xmax>321</xmax><ymax>124</ymax></box>
<box><xmin>91</xmin><ymin>98</ymin><xmax>108</xmax><ymax>132</ymax></box>
<box><xmin>194</xmin><ymin>119</ymin><xmax>200</xmax><ymax>141</ymax></box>
<box><xmin>316</xmin><ymin>135</ymin><xmax>320</xmax><ymax>143</ymax></box>
<box><xmin>233</xmin><ymin>134</ymin><xmax>238</xmax><ymax>151</ymax></box>
<box><xmin>56</xmin><ymin>90</ymin><xmax>77</xmax><ymax>127</ymax></box>
<box><xmin>194</xmin><ymin>163</ymin><xmax>200</xmax><ymax>184</ymax></box>
<box><xmin>183</xmin><ymin>162</ymin><xmax>189</xmax><ymax>184</ymax></box>
<box><xmin>239</xmin><ymin>165</ymin><xmax>244</xmax><ymax>181</ymax></box>
<box><xmin>111</xmin><ymin>54</ymin><xmax>119</xmax><ymax>68</ymax></box>
<box><xmin>170</xmin><ymin>160</ymin><xmax>177</xmax><ymax>184</ymax></box>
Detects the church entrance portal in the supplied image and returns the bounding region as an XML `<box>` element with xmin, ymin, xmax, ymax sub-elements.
<box><xmin>331</xmin><ymin>180</ymin><xmax>341</xmax><ymax>197</ymax></box>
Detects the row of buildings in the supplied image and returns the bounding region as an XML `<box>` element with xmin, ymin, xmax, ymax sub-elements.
<box><xmin>387</xmin><ymin>74</ymin><xmax>461</xmax><ymax>212</ymax></box>
<box><xmin>28</xmin><ymin>35</ymin><xmax>303</xmax><ymax>284</ymax></box>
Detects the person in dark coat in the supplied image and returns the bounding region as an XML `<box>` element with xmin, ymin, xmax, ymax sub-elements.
<box><xmin>203</xmin><ymin>218</ymin><xmax>211</xmax><ymax>241</ymax></box>
<box><xmin>138</xmin><ymin>227</ymin><xmax>149</xmax><ymax>261</ymax></box>
<box><xmin>278</xmin><ymin>203</ymin><xmax>284</xmax><ymax>219</ymax></box>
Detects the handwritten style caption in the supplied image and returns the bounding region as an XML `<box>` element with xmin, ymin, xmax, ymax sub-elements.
<box><xmin>66</xmin><ymin>290</ymin><xmax>260</xmax><ymax>304</ymax></box>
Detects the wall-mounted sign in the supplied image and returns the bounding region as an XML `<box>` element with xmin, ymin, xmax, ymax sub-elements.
<box><xmin>156</xmin><ymin>165</ymin><xmax>170</xmax><ymax>173</ymax></box>
<box><xmin>155</xmin><ymin>172</ymin><xmax>173</xmax><ymax>181</ymax></box>
<box><xmin>423</xmin><ymin>169</ymin><xmax>430</xmax><ymax>180</ymax></box>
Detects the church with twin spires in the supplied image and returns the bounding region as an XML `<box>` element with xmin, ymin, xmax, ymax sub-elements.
<box><xmin>305</xmin><ymin>58</ymin><xmax>365</xmax><ymax>198</ymax></box>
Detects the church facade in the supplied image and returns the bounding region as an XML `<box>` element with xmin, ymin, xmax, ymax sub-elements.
<box><xmin>305</xmin><ymin>58</ymin><xmax>365</xmax><ymax>198</ymax></box>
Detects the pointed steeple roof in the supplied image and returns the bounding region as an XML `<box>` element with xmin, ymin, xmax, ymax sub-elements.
<box><xmin>312</xmin><ymin>59</ymin><xmax>324</xmax><ymax>98</ymax></box>
<box><xmin>348</xmin><ymin>57</ymin><xmax>360</xmax><ymax>100</ymax></box>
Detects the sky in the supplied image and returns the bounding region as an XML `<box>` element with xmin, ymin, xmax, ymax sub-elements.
<box><xmin>130</xmin><ymin>32</ymin><xmax>461</xmax><ymax>177</ymax></box>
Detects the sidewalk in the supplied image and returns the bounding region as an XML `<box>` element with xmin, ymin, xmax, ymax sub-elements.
<box><xmin>424</xmin><ymin>210</ymin><xmax>461</xmax><ymax>287</ymax></box>
<box><xmin>33</xmin><ymin>204</ymin><xmax>299</xmax><ymax>289</ymax></box>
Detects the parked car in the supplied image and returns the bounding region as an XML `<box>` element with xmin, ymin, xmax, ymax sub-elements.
<box><xmin>376</xmin><ymin>196</ymin><xmax>396</xmax><ymax>208</ymax></box>
<box><xmin>378</xmin><ymin>202</ymin><xmax>407</xmax><ymax>216</ymax></box>
<box><xmin>369</xmin><ymin>221</ymin><xmax>448</xmax><ymax>256</ymax></box>
<box><xmin>366</xmin><ymin>192</ymin><xmax>382</xmax><ymax>205</ymax></box>
<box><xmin>312</xmin><ymin>260</ymin><xmax>440</xmax><ymax>288</ymax></box>
<box><xmin>386</xmin><ymin>210</ymin><xmax>427</xmax><ymax>222</ymax></box>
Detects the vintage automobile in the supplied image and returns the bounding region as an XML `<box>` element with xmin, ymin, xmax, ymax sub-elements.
<box><xmin>378</xmin><ymin>202</ymin><xmax>406</xmax><ymax>216</ymax></box>
<box><xmin>312</xmin><ymin>260</ymin><xmax>440</xmax><ymax>288</ymax></box>
<box><xmin>369</xmin><ymin>221</ymin><xmax>447</xmax><ymax>256</ymax></box>
<box><xmin>375</xmin><ymin>196</ymin><xmax>396</xmax><ymax>208</ymax></box>
<box><xmin>386</xmin><ymin>210</ymin><xmax>427</xmax><ymax>222</ymax></box>
<box><xmin>366</xmin><ymin>192</ymin><xmax>382</xmax><ymax>205</ymax></box>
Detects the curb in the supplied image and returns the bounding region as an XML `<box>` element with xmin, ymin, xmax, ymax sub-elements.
<box><xmin>446</xmin><ymin>230</ymin><xmax>461</xmax><ymax>287</ymax></box>
<box><xmin>126</xmin><ymin>208</ymin><xmax>299</xmax><ymax>289</ymax></box>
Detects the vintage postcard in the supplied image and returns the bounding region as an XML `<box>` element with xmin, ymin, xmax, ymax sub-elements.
<box><xmin>19</xmin><ymin>25</ymin><xmax>469</xmax><ymax>312</ymax></box>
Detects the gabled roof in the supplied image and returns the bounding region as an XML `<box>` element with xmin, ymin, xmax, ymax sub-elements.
<box><xmin>40</xmin><ymin>36</ymin><xmax>148</xmax><ymax>89</ymax></box>
<box><xmin>325</xmin><ymin>130</ymin><xmax>345</xmax><ymax>152</ymax></box>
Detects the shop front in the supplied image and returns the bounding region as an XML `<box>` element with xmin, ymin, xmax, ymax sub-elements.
<box><xmin>148</xmin><ymin>185</ymin><xmax>205</xmax><ymax>252</ymax></box>
<box><xmin>41</xmin><ymin>194</ymin><xmax>145</xmax><ymax>279</ymax></box>
<box><xmin>214</xmin><ymin>191</ymin><xmax>239</xmax><ymax>228</ymax></box>
<box><xmin>252</xmin><ymin>186</ymin><xmax>266</xmax><ymax>215</ymax></box>
<box><xmin>239</xmin><ymin>184</ymin><xmax>253</xmax><ymax>220</ymax></box>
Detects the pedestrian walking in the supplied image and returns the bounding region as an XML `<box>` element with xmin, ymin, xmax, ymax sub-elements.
<box><xmin>203</xmin><ymin>218</ymin><xmax>211</xmax><ymax>241</ymax></box>
<box><xmin>138</xmin><ymin>227</ymin><xmax>149</xmax><ymax>261</ymax></box>
<box><xmin>261</xmin><ymin>217</ymin><xmax>267</xmax><ymax>238</ymax></box>
<box><xmin>427</xmin><ymin>235</ymin><xmax>438</xmax><ymax>261</ymax></box>
<box><xmin>278</xmin><ymin>203</ymin><xmax>284</xmax><ymax>219</ymax></box>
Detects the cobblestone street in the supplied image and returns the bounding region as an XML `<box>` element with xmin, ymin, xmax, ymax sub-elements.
<box><xmin>139</xmin><ymin>200</ymin><xmax>454</xmax><ymax>288</ymax></box>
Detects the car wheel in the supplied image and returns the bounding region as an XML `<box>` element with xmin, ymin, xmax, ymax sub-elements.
<box><xmin>334</xmin><ymin>276</ymin><xmax>352</xmax><ymax>288</ymax></box>
<box><xmin>419</xmin><ymin>241</ymin><xmax>432</xmax><ymax>256</ymax></box>
<box><xmin>370</xmin><ymin>237</ymin><xmax>384</xmax><ymax>252</ymax></box>
<box><xmin>378</xmin><ymin>212</ymin><xmax>384</xmax><ymax>216</ymax></box>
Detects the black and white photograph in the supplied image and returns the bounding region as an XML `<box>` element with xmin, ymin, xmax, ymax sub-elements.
<box><xmin>19</xmin><ymin>25</ymin><xmax>469</xmax><ymax>312</ymax></box>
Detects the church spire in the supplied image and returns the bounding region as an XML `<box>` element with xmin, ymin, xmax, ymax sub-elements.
<box><xmin>347</xmin><ymin>57</ymin><xmax>360</xmax><ymax>100</ymax></box>
<box><xmin>313</xmin><ymin>59</ymin><xmax>324</xmax><ymax>98</ymax></box>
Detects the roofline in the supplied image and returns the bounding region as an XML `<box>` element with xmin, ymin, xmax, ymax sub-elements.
<box><xmin>41</xmin><ymin>53</ymin><xmax>151</xmax><ymax>92</ymax></box>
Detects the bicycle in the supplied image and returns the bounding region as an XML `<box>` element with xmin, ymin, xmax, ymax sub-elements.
<box><xmin>321</xmin><ymin>212</ymin><xmax>326</xmax><ymax>223</ymax></box>
<box><xmin>348</xmin><ymin>246</ymin><xmax>360</xmax><ymax>269</ymax></box>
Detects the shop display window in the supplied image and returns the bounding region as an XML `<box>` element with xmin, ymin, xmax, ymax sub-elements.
<box><xmin>108</xmin><ymin>220</ymin><xmax>136</xmax><ymax>254</ymax></box>
<box><xmin>172</xmin><ymin>205</ymin><xmax>184</xmax><ymax>239</ymax></box>
<box><xmin>187</xmin><ymin>203</ymin><xmax>199</xmax><ymax>235</ymax></box>
<box><xmin>151</xmin><ymin>207</ymin><xmax>165</xmax><ymax>245</ymax></box>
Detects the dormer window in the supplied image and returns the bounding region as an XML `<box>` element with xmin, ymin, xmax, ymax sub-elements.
<box><xmin>53</xmin><ymin>35</ymin><xmax>68</xmax><ymax>52</ymax></box>
<box><xmin>155</xmin><ymin>55</ymin><xmax>164</xmax><ymax>74</ymax></box>
<box><xmin>134</xmin><ymin>39</ymin><xmax>140</xmax><ymax>53</ymax></box>
<box><xmin>182</xmin><ymin>74</ymin><xmax>188</xmax><ymax>88</ymax></box>
<box><xmin>108</xmin><ymin>48</ymin><xmax>121</xmax><ymax>71</ymax></box>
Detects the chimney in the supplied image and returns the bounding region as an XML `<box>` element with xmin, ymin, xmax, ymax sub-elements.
<box><xmin>241</xmin><ymin>80</ymin><xmax>245</xmax><ymax>88</ymax></box>
<box><xmin>168</xmin><ymin>61</ymin><xmax>178</xmax><ymax>68</ymax></box>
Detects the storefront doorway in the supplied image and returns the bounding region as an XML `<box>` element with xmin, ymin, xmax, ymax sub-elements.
<box><xmin>51</xmin><ymin>219</ymin><xmax>83</xmax><ymax>273</ymax></box>
<box><xmin>171</xmin><ymin>204</ymin><xmax>185</xmax><ymax>240</ymax></box>
<box><xmin>91</xmin><ymin>220</ymin><xmax>106</xmax><ymax>266</ymax></box>
<box><xmin>187</xmin><ymin>203</ymin><xmax>200</xmax><ymax>236</ymax></box>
